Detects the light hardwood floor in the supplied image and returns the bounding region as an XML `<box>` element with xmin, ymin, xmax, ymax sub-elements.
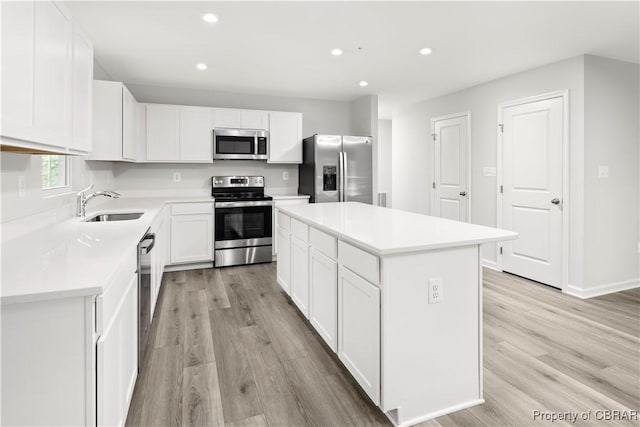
<box><xmin>125</xmin><ymin>264</ymin><xmax>640</xmax><ymax>427</ymax></box>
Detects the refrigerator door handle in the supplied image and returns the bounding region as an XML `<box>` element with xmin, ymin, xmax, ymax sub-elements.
<box><xmin>338</xmin><ymin>151</ymin><xmax>344</xmax><ymax>202</ymax></box>
<box><xmin>343</xmin><ymin>151</ymin><xmax>348</xmax><ymax>202</ymax></box>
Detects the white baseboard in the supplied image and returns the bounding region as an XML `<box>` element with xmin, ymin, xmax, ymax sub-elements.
<box><xmin>386</xmin><ymin>399</ymin><xmax>485</xmax><ymax>427</ymax></box>
<box><xmin>566</xmin><ymin>278</ymin><xmax>640</xmax><ymax>299</ymax></box>
<box><xmin>482</xmin><ymin>259</ymin><xmax>500</xmax><ymax>271</ymax></box>
<box><xmin>164</xmin><ymin>262</ymin><xmax>213</xmax><ymax>272</ymax></box>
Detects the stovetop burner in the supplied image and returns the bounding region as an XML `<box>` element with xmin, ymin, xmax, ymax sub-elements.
<box><xmin>211</xmin><ymin>176</ymin><xmax>272</xmax><ymax>202</ymax></box>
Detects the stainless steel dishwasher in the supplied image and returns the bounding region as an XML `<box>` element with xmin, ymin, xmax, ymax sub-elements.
<box><xmin>137</xmin><ymin>230</ymin><xmax>155</xmax><ymax>370</ymax></box>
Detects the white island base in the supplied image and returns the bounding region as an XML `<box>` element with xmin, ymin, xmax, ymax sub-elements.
<box><xmin>275</xmin><ymin>202</ymin><xmax>517</xmax><ymax>426</ymax></box>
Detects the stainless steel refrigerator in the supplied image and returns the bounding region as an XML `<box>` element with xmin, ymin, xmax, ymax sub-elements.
<box><xmin>298</xmin><ymin>134</ymin><xmax>373</xmax><ymax>204</ymax></box>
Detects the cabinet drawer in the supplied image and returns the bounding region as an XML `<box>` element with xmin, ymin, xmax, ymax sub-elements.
<box><xmin>338</xmin><ymin>241</ymin><xmax>379</xmax><ymax>285</ymax></box>
<box><xmin>310</xmin><ymin>227</ymin><xmax>337</xmax><ymax>259</ymax></box>
<box><xmin>278</xmin><ymin>211</ymin><xmax>291</xmax><ymax>232</ymax></box>
<box><xmin>170</xmin><ymin>202</ymin><xmax>213</xmax><ymax>215</ymax></box>
<box><xmin>291</xmin><ymin>218</ymin><xmax>309</xmax><ymax>243</ymax></box>
<box><xmin>96</xmin><ymin>250</ymin><xmax>137</xmax><ymax>335</ymax></box>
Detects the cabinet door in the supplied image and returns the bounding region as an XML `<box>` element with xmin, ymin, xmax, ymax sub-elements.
<box><xmin>268</xmin><ymin>112</ymin><xmax>302</xmax><ymax>163</ymax></box>
<box><xmin>69</xmin><ymin>23</ymin><xmax>93</xmax><ymax>153</ymax></box>
<box><xmin>170</xmin><ymin>214</ymin><xmax>213</xmax><ymax>264</ymax></box>
<box><xmin>213</xmin><ymin>108</ymin><xmax>242</xmax><ymax>128</ymax></box>
<box><xmin>122</xmin><ymin>86</ymin><xmax>138</xmax><ymax>161</ymax></box>
<box><xmin>90</xmin><ymin>81</ymin><xmax>123</xmax><ymax>160</ymax></box>
<box><xmin>291</xmin><ymin>236</ymin><xmax>310</xmax><ymax>318</ymax></box>
<box><xmin>33</xmin><ymin>0</ymin><xmax>71</xmax><ymax>146</ymax></box>
<box><xmin>146</xmin><ymin>104</ymin><xmax>179</xmax><ymax>160</ymax></box>
<box><xmin>310</xmin><ymin>248</ymin><xmax>338</xmax><ymax>351</ymax></box>
<box><xmin>1</xmin><ymin>0</ymin><xmax>35</xmax><ymax>139</ymax></box>
<box><xmin>179</xmin><ymin>107</ymin><xmax>214</xmax><ymax>161</ymax></box>
<box><xmin>276</xmin><ymin>226</ymin><xmax>291</xmax><ymax>294</ymax></box>
<box><xmin>338</xmin><ymin>265</ymin><xmax>380</xmax><ymax>404</ymax></box>
<box><xmin>97</xmin><ymin>273</ymin><xmax>138</xmax><ymax>427</ymax></box>
<box><xmin>241</xmin><ymin>110</ymin><xmax>268</xmax><ymax>130</ymax></box>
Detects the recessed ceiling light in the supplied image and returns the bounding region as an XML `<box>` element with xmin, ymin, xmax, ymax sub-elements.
<box><xmin>359</xmin><ymin>81</ymin><xmax>368</xmax><ymax>87</ymax></box>
<box><xmin>331</xmin><ymin>48</ymin><xmax>343</xmax><ymax>56</ymax></box>
<box><xmin>196</xmin><ymin>63</ymin><xmax>208</xmax><ymax>70</ymax></box>
<box><xmin>419</xmin><ymin>47</ymin><xmax>433</xmax><ymax>55</ymax></box>
<box><xmin>202</xmin><ymin>13</ymin><xmax>218</xmax><ymax>23</ymax></box>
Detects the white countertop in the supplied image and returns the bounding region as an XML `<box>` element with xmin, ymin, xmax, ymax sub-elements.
<box><xmin>278</xmin><ymin>202</ymin><xmax>517</xmax><ymax>256</ymax></box>
<box><xmin>1</xmin><ymin>197</ymin><xmax>213</xmax><ymax>305</ymax></box>
<box><xmin>271</xmin><ymin>194</ymin><xmax>310</xmax><ymax>200</ymax></box>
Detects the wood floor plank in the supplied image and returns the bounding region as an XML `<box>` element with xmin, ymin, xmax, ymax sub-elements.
<box><xmin>203</xmin><ymin>268</ymin><xmax>231</xmax><ymax>310</ymax></box>
<box><xmin>183</xmin><ymin>289</ymin><xmax>215</xmax><ymax>367</ymax></box>
<box><xmin>182</xmin><ymin>362</ymin><xmax>225</xmax><ymax>427</ymax></box>
<box><xmin>208</xmin><ymin>308</ymin><xmax>264</xmax><ymax>424</ymax></box>
<box><xmin>239</xmin><ymin>324</ymin><xmax>308</xmax><ymax>427</ymax></box>
<box><xmin>137</xmin><ymin>345</ymin><xmax>183</xmax><ymax>427</ymax></box>
<box><xmin>226</xmin><ymin>414</ymin><xmax>269</xmax><ymax>427</ymax></box>
<box><xmin>154</xmin><ymin>272</ymin><xmax>186</xmax><ymax>348</ymax></box>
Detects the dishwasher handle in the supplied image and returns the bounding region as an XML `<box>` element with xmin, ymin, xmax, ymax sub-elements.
<box><xmin>140</xmin><ymin>233</ymin><xmax>156</xmax><ymax>254</ymax></box>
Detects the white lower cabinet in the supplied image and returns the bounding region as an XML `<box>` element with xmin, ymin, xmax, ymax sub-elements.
<box><xmin>273</xmin><ymin>197</ymin><xmax>309</xmax><ymax>257</ymax></box>
<box><xmin>290</xmin><ymin>236</ymin><xmax>310</xmax><ymax>317</ymax></box>
<box><xmin>276</xmin><ymin>225</ymin><xmax>291</xmax><ymax>294</ymax></box>
<box><xmin>150</xmin><ymin>208</ymin><xmax>166</xmax><ymax>315</ymax></box>
<box><xmin>337</xmin><ymin>265</ymin><xmax>381</xmax><ymax>405</ymax></box>
<box><xmin>309</xmin><ymin>248</ymin><xmax>338</xmax><ymax>351</ymax></box>
<box><xmin>169</xmin><ymin>202</ymin><xmax>214</xmax><ymax>265</ymax></box>
<box><xmin>97</xmin><ymin>272</ymin><xmax>138</xmax><ymax>427</ymax></box>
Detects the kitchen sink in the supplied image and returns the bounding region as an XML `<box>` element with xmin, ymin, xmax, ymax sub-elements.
<box><xmin>83</xmin><ymin>212</ymin><xmax>144</xmax><ymax>222</ymax></box>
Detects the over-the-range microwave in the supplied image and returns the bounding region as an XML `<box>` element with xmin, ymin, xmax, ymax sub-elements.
<box><xmin>213</xmin><ymin>128</ymin><xmax>269</xmax><ymax>160</ymax></box>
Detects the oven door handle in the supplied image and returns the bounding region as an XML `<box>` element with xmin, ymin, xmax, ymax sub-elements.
<box><xmin>215</xmin><ymin>200</ymin><xmax>273</xmax><ymax>208</ymax></box>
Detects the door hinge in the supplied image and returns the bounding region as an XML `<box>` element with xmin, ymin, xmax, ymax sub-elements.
<box><xmin>500</xmin><ymin>246</ymin><xmax>503</xmax><ymax>255</ymax></box>
<box><xmin>432</xmin><ymin>182</ymin><xmax>436</xmax><ymax>189</ymax></box>
<box><xmin>431</xmin><ymin>133</ymin><xmax>437</xmax><ymax>141</ymax></box>
<box><xmin>500</xmin><ymin>185</ymin><xmax>503</xmax><ymax>194</ymax></box>
<box><xmin>498</xmin><ymin>124</ymin><xmax>504</xmax><ymax>133</ymax></box>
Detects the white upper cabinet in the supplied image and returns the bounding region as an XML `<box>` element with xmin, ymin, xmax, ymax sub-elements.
<box><xmin>179</xmin><ymin>107</ymin><xmax>214</xmax><ymax>161</ymax></box>
<box><xmin>146</xmin><ymin>104</ymin><xmax>180</xmax><ymax>161</ymax></box>
<box><xmin>121</xmin><ymin>86</ymin><xmax>138</xmax><ymax>161</ymax></box>
<box><xmin>1</xmin><ymin>0</ymin><xmax>91</xmax><ymax>154</ymax></box>
<box><xmin>69</xmin><ymin>23</ymin><xmax>93</xmax><ymax>153</ymax></box>
<box><xmin>241</xmin><ymin>110</ymin><xmax>268</xmax><ymax>130</ymax></box>
<box><xmin>214</xmin><ymin>108</ymin><xmax>269</xmax><ymax>130</ymax></box>
<box><xmin>90</xmin><ymin>81</ymin><xmax>140</xmax><ymax>161</ymax></box>
<box><xmin>268</xmin><ymin>111</ymin><xmax>303</xmax><ymax>163</ymax></box>
<box><xmin>146</xmin><ymin>104</ymin><xmax>214</xmax><ymax>162</ymax></box>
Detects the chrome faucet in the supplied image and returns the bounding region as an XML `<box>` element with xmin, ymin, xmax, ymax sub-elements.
<box><xmin>76</xmin><ymin>184</ymin><xmax>121</xmax><ymax>218</ymax></box>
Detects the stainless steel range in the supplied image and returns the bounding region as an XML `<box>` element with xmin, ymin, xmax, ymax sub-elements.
<box><xmin>212</xmin><ymin>176</ymin><xmax>273</xmax><ymax>267</ymax></box>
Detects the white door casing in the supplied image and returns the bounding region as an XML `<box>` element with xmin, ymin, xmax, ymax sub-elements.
<box><xmin>498</xmin><ymin>92</ymin><xmax>567</xmax><ymax>289</ymax></box>
<box><xmin>432</xmin><ymin>112</ymin><xmax>471</xmax><ymax>222</ymax></box>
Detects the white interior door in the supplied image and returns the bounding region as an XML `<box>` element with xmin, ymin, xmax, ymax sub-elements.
<box><xmin>501</xmin><ymin>96</ymin><xmax>563</xmax><ymax>288</ymax></box>
<box><xmin>433</xmin><ymin>114</ymin><xmax>469</xmax><ymax>222</ymax></box>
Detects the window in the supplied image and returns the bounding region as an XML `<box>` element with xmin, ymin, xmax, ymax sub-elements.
<box><xmin>42</xmin><ymin>155</ymin><xmax>70</xmax><ymax>192</ymax></box>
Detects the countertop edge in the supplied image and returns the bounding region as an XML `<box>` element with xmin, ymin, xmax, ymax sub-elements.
<box><xmin>277</xmin><ymin>204</ymin><xmax>518</xmax><ymax>257</ymax></box>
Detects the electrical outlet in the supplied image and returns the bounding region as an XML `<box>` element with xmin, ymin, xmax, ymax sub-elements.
<box><xmin>18</xmin><ymin>176</ymin><xmax>26</xmax><ymax>198</ymax></box>
<box><xmin>173</xmin><ymin>172</ymin><xmax>181</xmax><ymax>183</ymax></box>
<box><xmin>283</xmin><ymin>171</ymin><xmax>289</xmax><ymax>181</ymax></box>
<box><xmin>598</xmin><ymin>166</ymin><xmax>609</xmax><ymax>178</ymax></box>
<box><xmin>428</xmin><ymin>278</ymin><xmax>444</xmax><ymax>304</ymax></box>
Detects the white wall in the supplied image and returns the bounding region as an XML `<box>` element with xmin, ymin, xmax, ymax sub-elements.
<box><xmin>112</xmin><ymin>160</ymin><xmax>298</xmax><ymax>196</ymax></box>
<box><xmin>0</xmin><ymin>153</ymin><xmax>115</xmax><ymax>223</ymax></box>
<box><xmin>349</xmin><ymin>95</ymin><xmax>379</xmax><ymax>203</ymax></box>
<box><xmin>583</xmin><ymin>55</ymin><xmax>639</xmax><ymax>291</ymax></box>
<box><xmin>378</xmin><ymin>120</ymin><xmax>392</xmax><ymax>206</ymax></box>
<box><xmin>392</xmin><ymin>56</ymin><xmax>585</xmax><ymax>271</ymax></box>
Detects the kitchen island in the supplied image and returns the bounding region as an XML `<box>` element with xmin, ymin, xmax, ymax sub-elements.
<box><xmin>275</xmin><ymin>202</ymin><xmax>517</xmax><ymax>427</ymax></box>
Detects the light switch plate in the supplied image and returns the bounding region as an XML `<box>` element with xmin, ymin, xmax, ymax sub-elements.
<box><xmin>483</xmin><ymin>166</ymin><xmax>497</xmax><ymax>177</ymax></box>
<box><xmin>598</xmin><ymin>166</ymin><xmax>609</xmax><ymax>178</ymax></box>
<box><xmin>428</xmin><ymin>277</ymin><xmax>444</xmax><ymax>304</ymax></box>
<box><xmin>18</xmin><ymin>176</ymin><xmax>26</xmax><ymax>198</ymax></box>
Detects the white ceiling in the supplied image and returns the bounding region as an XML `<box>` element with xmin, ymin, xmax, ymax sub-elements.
<box><xmin>67</xmin><ymin>1</ymin><xmax>639</xmax><ymax>119</ymax></box>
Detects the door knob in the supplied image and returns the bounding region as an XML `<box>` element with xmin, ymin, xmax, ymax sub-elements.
<box><xmin>551</xmin><ymin>198</ymin><xmax>560</xmax><ymax>205</ymax></box>
<box><xmin>459</xmin><ymin>191</ymin><xmax>467</xmax><ymax>196</ymax></box>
